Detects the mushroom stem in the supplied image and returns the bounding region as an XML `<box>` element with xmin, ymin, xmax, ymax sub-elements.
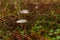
<box><xmin>21</xmin><ymin>24</ymin><xmax>23</xmax><ymax>29</ymax></box>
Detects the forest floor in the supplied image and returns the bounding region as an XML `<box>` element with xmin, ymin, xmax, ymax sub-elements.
<box><xmin>0</xmin><ymin>0</ymin><xmax>60</xmax><ymax>40</ymax></box>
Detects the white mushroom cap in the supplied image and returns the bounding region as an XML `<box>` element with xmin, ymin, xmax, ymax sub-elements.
<box><xmin>20</xmin><ymin>9</ymin><xmax>29</xmax><ymax>14</ymax></box>
<box><xmin>16</xmin><ymin>19</ymin><xmax>27</xmax><ymax>23</ymax></box>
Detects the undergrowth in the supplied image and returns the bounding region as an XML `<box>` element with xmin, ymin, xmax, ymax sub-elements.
<box><xmin>0</xmin><ymin>0</ymin><xmax>60</xmax><ymax>40</ymax></box>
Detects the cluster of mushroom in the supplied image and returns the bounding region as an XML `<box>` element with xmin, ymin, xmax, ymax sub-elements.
<box><xmin>16</xmin><ymin>2</ymin><xmax>38</xmax><ymax>24</ymax></box>
<box><xmin>16</xmin><ymin>9</ymin><xmax>29</xmax><ymax>23</ymax></box>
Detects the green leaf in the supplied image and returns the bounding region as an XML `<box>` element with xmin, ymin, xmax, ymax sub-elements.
<box><xmin>54</xmin><ymin>31</ymin><xmax>59</xmax><ymax>34</ymax></box>
<box><xmin>49</xmin><ymin>29</ymin><xmax>54</xmax><ymax>33</ymax></box>
<box><xmin>49</xmin><ymin>33</ymin><xmax>53</xmax><ymax>35</ymax></box>
<box><xmin>56</xmin><ymin>36</ymin><xmax>60</xmax><ymax>39</ymax></box>
<box><xmin>54</xmin><ymin>29</ymin><xmax>60</xmax><ymax>34</ymax></box>
<box><xmin>52</xmin><ymin>38</ymin><xmax>57</xmax><ymax>40</ymax></box>
<box><xmin>56</xmin><ymin>29</ymin><xmax>60</xmax><ymax>32</ymax></box>
<box><xmin>0</xmin><ymin>30</ymin><xmax>4</xmax><ymax>34</ymax></box>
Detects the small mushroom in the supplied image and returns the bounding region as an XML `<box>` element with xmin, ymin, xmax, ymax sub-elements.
<box><xmin>16</xmin><ymin>19</ymin><xmax>27</xmax><ymax>23</ymax></box>
<box><xmin>20</xmin><ymin>9</ymin><xmax>29</xmax><ymax>18</ymax></box>
<box><xmin>16</xmin><ymin>19</ymin><xmax>27</xmax><ymax>30</ymax></box>
<box><xmin>20</xmin><ymin>9</ymin><xmax>29</xmax><ymax>14</ymax></box>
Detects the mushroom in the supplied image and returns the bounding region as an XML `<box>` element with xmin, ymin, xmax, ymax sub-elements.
<box><xmin>20</xmin><ymin>9</ymin><xmax>29</xmax><ymax>19</ymax></box>
<box><xmin>16</xmin><ymin>19</ymin><xmax>27</xmax><ymax>30</ymax></box>
<box><xmin>16</xmin><ymin>9</ymin><xmax>29</xmax><ymax>30</ymax></box>
<box><xmin>20</xmin><ymin>9</ymin><xmax>29</xmax><ymax>14</ymax></box>
<box><xmin>16</xmin><ymin>19</ymin><xmax>27</xmax><ymax>23</ymax></box>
